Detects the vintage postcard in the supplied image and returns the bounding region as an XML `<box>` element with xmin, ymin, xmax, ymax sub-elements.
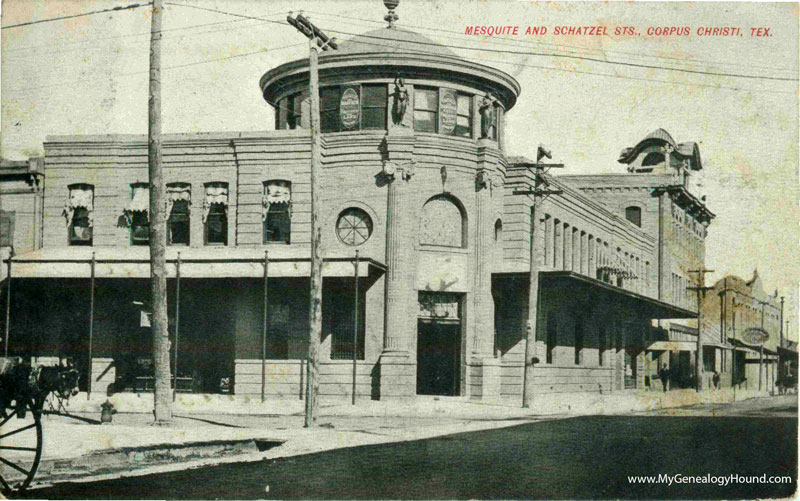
<box><xmin>0</xmin><ymin>0</ymin><xmax>797</xmax><ymax>499</ymax></box>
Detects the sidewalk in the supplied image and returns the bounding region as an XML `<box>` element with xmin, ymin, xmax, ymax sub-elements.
<box><xmin>2</xmin><ymin>388</ymin><xmax>789</xmax><ymax>490</ymax></box>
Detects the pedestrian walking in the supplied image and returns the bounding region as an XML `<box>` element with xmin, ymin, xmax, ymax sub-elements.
<box><xmin>659</xmin><ymin>364</ymin><xmax>669</xmax><ymax>393</ymax></box>
<box><xmin>712</xmin><ymin>371</ymin><xmax>720</xmax><ymax>390</ymax></box>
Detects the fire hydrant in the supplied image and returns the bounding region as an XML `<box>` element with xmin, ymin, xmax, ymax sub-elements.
<box><xmin>100</xmin><ymin>400</ymin><xmax>117</xmax><ymax>424</ymax></box>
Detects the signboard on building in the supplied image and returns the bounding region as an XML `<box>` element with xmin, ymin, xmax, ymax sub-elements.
<box><xmin>743</xmin><ymin>327</ymin><xmax>769</xmax><ymax>346</ymax></box>
<box><xmin>340</xmin><ymin>87</ymin><xmax>360</xmax><ymax>130</ymax></box>
<box><xmin>439</xmin><ymin>89</ymin><xmax>457</xmax><ymax>135</ymax></box>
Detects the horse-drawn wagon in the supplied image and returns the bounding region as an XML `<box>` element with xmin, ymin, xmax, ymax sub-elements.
<box><xmin>0</xmin><ymin>358</ymin><xmax>79</xmax><ymax>495</ymax></box>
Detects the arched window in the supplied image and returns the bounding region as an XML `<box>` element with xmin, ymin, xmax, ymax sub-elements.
<box><xmin>263</xmin><ymin>180</ymin><xmax>291</xmax><ymax>244</ymax></box>
<box><xmin>419</xmin><ymin>194</ymin><xmax>466</xmax><ymax>248</ymax></box>
<box><xmin>625</xmin><ymin>206</ymin><xmax>642</xmax><ymax>227</ymax></box>
<box><xmin>641</xmin><ymin>152</ymin><xmax>665</xmax><ymax>167</ymax></box>
<box><xmin>494</xmin><ymin>219</ymin><xmax>503</xmax><ymax>243</ymax></box>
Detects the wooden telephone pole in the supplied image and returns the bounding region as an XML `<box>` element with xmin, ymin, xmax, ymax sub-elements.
<box><xmin>515</xmin><ymin>146</ymin><xmax>563</xmax><ymax>408</ymax></box>
<box><xmin>287</xmin><ymin>13</ymin><xmax>337</xmax><ymax>427</ymax></box>
<box><xmin>688</xmin><ymin>268</ymin><xmax>714</xmax><ymax>393</ymax></box>
<box><xmin>149</xmin><ymin>0</ymin><xmax>172</xmax><ymax>423</ymax></box>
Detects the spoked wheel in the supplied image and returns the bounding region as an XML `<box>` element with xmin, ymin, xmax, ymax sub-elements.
<box><xmin>0</xmin><ymin>398</ymin><xmax>43</xmax><ymax>496</ymax></box>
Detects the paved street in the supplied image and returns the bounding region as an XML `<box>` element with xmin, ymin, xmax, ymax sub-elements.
<box><xmin>20</xmin><ymin>396</ymin><xmax>796</xmax><ymax>499</ymax></box>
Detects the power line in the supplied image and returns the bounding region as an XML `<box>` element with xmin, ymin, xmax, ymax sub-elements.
<box><xmin>1</xmin><ymin>2</ymin><xmax>150</xmax><ymax>30</ymax></box>
<box><xmin>305</xmin><ymin>9</ymin><xmax>799</xmax><ymax>74</ymax></box>
<box><xmin>2</xmin><ymin>16</ymin><xmax>287</xmax><ymax>61</ymax></box>
<box><xmin>3</xmin><ymin>9</ymin><xmax>291</xmax><ymax>54</ymax></box>
<box><xmin>165</xmin><ymin>2</ymin><xmax>287</xmax><ymax>27</ymax></box>
<box><xmin>322</xmin><ymin>27</ymin><xmax>798</xmax><ymax>83</ymax></box>
<box><xmin>164</xmin><ymin>3</ymin><xmax>796</xmax><ymax>82</ymax></box>
<box><xmin>341</xmin><ymin>37</ymin><xmax>794</xmax><ymax>95</ymax></box>
<box><xmin>3</xmin><ymin>42</ymin><xmax>305</xmax><ymax>95</ymax></box>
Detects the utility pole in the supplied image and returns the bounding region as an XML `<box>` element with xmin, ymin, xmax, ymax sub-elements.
<box><xmin>732</xmin><ymin>297</ymin><xmax>737</xmax><ymax>401</ymax></box>
<box><xmin>148</xmin><ymin>0</ymin><xmax>172</xmax><ymax>424</ymax></box>
<box><xmin>688</xmin><ymin>267</ymin><xmax>714</xmax><ymax>393</ymax></box>
<box><xmin>780</xmin><ymin>296</ymin><xmax>784</xmax><ymax>348</ymax></box>
<box><xmin>287</xmin><ymin>13</ymin><xmax>337</xmax><ymax>427</ymax></box>
<box><xmin>759</xmin><ymin>301</ymin><xmax>765</xmax><ymax>391</ymax></box>
<box><xmin>514</xmin><ymin>146</ymin><xmax>563</xmax><ymax>408</ymax></box>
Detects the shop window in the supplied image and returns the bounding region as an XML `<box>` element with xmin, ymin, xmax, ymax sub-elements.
<box><xmin>546</xmin><ymin>312</ymin><xmax>557</xmax><ymax>364</ymax></box>
<box><xmin>598</xmin><ymin>326</ymin><xmax>606</xmax><ymax>366</ymax></box>
<box><xmin>420</xmin><ymin>194</ymin><xmax>466</xmax><ymax>248</ymax></box>
<box><xmin>204</xmin><ymin>182</ymin><xmax>228</xmax><ymax>246</ymax></box>
<box><xmin>625</xmin><ymin>206</ymin><xmax>642</xmax><ymax>227</ymax></box>
<box><xmin>263</xmin><ymin>180</ymin><xmax>291</xmax><ymax>244</ymax></box>
<box><xmin>327</xmin><ymin>288</ymin><xmax>365</xmax><ymax>361</ymax></box>
<box><xmin>336</xmin><ymin>207</ymin><xmax>373</xmax><ymax>246</ymax></box>
<box><xmin>413</xmin><ymin>87</ymin><xmax>438</xmax><ymax>133</ymax></box>
<box><xmin>167</xmin><ymin>183</ymin><xmax>191</xmax><ymax>246</ymax></box>
<box><xmin>64</xmin><ymin>184</ymin><xmax>94</xmax><ymax>246</ymax></box>
<box><xmin>0</xmin><ymin>211</ymin><xmax>14</xmax><ymax>247</ymax></box>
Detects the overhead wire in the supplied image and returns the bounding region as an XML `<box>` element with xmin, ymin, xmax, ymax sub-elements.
<box><xmin>304</xmin><ymin>9</ymin><xmax>799</xmax><ymax>74</ymax></box>
<box><xmin>1</xmin><ymin>2</ymin><xmax>151</xmax><ymax>30</ymax></box>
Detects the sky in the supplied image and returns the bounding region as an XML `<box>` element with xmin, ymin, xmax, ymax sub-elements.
<box><xmin>1</xmin><ymin>0</ymin><xmax>798</xmax><ymax>340</ymax></box>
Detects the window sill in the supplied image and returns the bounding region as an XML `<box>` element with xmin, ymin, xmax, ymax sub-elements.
<box><xmin>417</xmin><ymin>244</ymin><xmax>470</xmax><ymax>254</ymax></box>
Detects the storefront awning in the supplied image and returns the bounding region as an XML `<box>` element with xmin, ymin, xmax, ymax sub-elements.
<box><xmin>540</xmin><ymin>270</ymin><xmax>696</xmax><ymax>319</ymax></box>
<box><xmin>7</xmin><ymin>247</ymin><xmax>385</xmax><ymax>279</ymax></box>
<box><xmin>647</xmin><ymin>341</ymin><xmax>696</xmax><ymax>352</ymax></box>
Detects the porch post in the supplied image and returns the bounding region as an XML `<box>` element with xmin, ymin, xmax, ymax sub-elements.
<box><xmin>3</xmin><ymin>247</ymin><xmax>12</xmax><ymax>357</ymax></box>
<box><xmin>88</xmin><ymin>251</ymin><xmax>95</xmax><ymax>400</ymax></box>
<box><xmin>173</xmin><ymin>252</ymin><xmax>181</xmax><ymax>401</ymax></box>
<box><xmin>352</xmin><ymin>250</ymin><xmax>359</xmax><ymax>405</ymax></box>
<box><xmin>262</xmin><ymin>250</ymin><xmax>269</xmax><ymax>403</ymax></box>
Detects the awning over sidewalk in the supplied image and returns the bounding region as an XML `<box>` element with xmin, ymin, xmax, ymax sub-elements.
<box><xmin>647</xmin><ymin>341</ymin><xmax>696</xmax><ymax>352</ymax></box>
<box><xmin>7</xmin><ymin>247</ymin><xmax>385</xmax><ymax>279</ymax></box>
<box><xmin>540</xmin><ymin>271</ymin><xmax>696</xmax><ymax>319</ymax></box>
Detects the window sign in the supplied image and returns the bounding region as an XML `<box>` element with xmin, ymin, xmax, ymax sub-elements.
<box><xmin>340</xmin><ymin>87</ymin><xmax>360</xmax><ymax>130</ymax></box>
<box><xmin>439</xmin><ymin>89</ymin><xmax>458</xmax><ymax>135</ymax></box>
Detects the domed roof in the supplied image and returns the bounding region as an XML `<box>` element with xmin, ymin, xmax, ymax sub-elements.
<box><xmin>327</xmin><ymin>27</ymin><xmax>460</xmax><ymax>59</ymax></box>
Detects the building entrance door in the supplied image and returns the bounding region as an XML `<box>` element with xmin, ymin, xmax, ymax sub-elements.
<box><xmin>416</xmin><ymin>320</ymin><xmax>461</xmax><ymax>396</ymax></box>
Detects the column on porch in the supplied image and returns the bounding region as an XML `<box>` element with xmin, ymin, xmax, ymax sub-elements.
<box><xmin>379</xmin><ymin>130</ymin><xmax>418</xmax><ymax>400</ymax></box>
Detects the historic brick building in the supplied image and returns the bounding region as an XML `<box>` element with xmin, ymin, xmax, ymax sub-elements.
<box><xmin>700</xmin><ymin>271</ymin><xmax>781</xmax><ymax>391</ymax></box>
<box><xmin>2</xmin><ymin>11</ymin><xmax>717</xmax><ymax>402</ymax></box>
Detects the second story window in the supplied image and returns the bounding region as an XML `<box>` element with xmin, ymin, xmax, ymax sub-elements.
<box><xmin>0</xmin><ymin>211</ymin><xmax>14</xmax><ymax>248</ymax></box>
<box><xmin>318</xmin><ymin>84</ymin><xmax>388</xmax><ymax>133</ymax></box>
<box><xmin>167</xmin><ymin>183</ymin><xmax>191</xmax><ymax>246</ymax></box>
<box><xmin>127</xmin><ymin>183</ymin><xmax>150</xmax><ymax>246</ymax></box>
<box><xmin>64</xmin><ymin>184</ymin><xmax>94</xmax><ymax>246</ymax></box>
<box><xmin>204</xmin><ymin>182</ymin><xmax>228</xmax><ymax>246</ymax></box>
<box><xmin>263</xmin><ymin>180</ymin><xmax>291</xmax><ymax>244</ymax></box>
<box><xmin>413</xmin><ymin>87</ymin><xmax>438</xmax><ymax>133</ymax></box>
<box><xmin>625</xmin><ymin>206</ymin><xmax>642</xmax><ymax>227</ymax></box>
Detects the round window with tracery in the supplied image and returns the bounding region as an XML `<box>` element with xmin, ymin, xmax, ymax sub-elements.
<box><xmin>336</xmin><ymin>208</ymin><xmax>373</xmax><ymax>246</ymax></box>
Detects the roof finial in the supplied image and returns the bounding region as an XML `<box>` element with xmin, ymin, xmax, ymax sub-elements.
<box><xmin>383</xmin><ymin>0</ymin><xmax>399</xmax><ymax>28</ymax></box>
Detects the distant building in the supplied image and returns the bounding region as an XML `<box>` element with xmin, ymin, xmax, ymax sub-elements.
<box><xmin>700</xmin><ymin>271</ymin><xmax>781</xmax><ymax>391</ymax></box>
<box><xmin>0</xmin><ymin>157</ymin><xmax>44</xmax><ymax>282</ymax></box>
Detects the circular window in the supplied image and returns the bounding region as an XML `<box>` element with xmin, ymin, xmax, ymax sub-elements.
<box><xmin>336</xmin><ymin>208</ymin><xmax>373</xmax><ymax>246</ymax></box>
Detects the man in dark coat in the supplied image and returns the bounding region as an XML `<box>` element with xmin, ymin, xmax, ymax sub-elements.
<box><xmin>659</xmin><ymin>364</ymin><xmax>670</xmax><ymax>392</ymax></box>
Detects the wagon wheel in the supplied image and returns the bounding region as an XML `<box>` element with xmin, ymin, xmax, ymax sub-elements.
<box><xmin>0</xmin><ymin>398</ymin><xmax>43</xmax><ymax>495</ymax></box>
